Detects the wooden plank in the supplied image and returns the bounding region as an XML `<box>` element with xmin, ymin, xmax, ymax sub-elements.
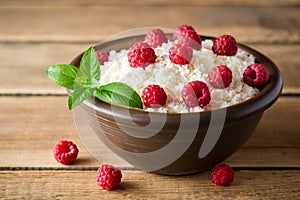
<box><xmin>0</xmin><ymin>7</ymin><xmax>299</xmax><ymax>43</ymax></box>
<box><xmin>0</xmin><ymin>0</ymin><xmax>299</xmax><ymax>7</ymax></box>
<box><xmin>1</xmin><ymin>146</ymin><xmax>298</xmax><ymax>169</ymax></box>
<box><xmin>0</xmin><ymin>43</ymin><xmax>90</xmax><ymax>94</ymax></box>
<box><xmin>251</xmin><ymin>44</ymin><xmax>300</xmax><ymax>94</ymax></box>
<box><xmin>0</xmin><ymin>43</ymin><xmax>299</xmax><ymax>94</ymax></box>
<box><xmin>0</xmin><ymin>96</ymin><xmax>299</xmax><ymax>168</ymax></box>
<box><xmin>0</xmin><ymin>96</ymin><xmax>98</xmax><ymax>168</ymax></box>
<box><xmin>1</xmin><ymin>170</ymin><xmax>299</xmax><ymax>199</ymax></box>
<box><xmin>244</xmin><ymin>96</ymin><xmax>300</xmax><ymax>147</ymax></box>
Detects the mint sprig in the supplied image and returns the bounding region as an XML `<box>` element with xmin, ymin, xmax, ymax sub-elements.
<box><xmin>45</xmin><ymin>64</ymin><xmax>79</xmax><ymax>89</ymax></box>
<box><xmin>96</xmin><ymin>82</ymin><xmax>143</xmax><ymax>109</ymax></box>
<box><xmin>46</xmin><ymin>46</ymin><xmax>143</xmax><ymax>110</ymax></box>
<box><xmin>67</xmin><ymin>46</ymin><xmax>100</xmax><ymax>110</ymax></box>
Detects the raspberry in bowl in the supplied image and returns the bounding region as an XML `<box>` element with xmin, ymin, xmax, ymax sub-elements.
<box><xmin>64</xmin><ymin>26</ymin><xmax>282</xmax><ymax>175</ymax></box>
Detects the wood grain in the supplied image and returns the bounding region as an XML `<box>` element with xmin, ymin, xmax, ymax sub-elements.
<box><xmin>0</xmin><ymin>43</ymin><xmax>299</xmax><ymax>94</ymax></box>
<box><xmin>1</xmin><ymin>0</ymin><xmax>299</xmax><ymax>7</ymax></box>
<box><xmin>0</xmin><ymin>96</ymin><xmax>299</xmax><ymax>168</ymax></box>
<box><xmin>0</xmin><ymin>6</ymin><xmax>299</xmax><ymax>43</ymax></box>
<box><xmin>1</xmin><ymin>170</ymin><xmax>299</xmax><ymax>199</ymax></box>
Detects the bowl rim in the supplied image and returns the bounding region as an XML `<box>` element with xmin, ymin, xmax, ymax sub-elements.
<box><xmin>70</xmin><ymin>34</ymin><xmax>283</xmax><ymax>122</ymax></box>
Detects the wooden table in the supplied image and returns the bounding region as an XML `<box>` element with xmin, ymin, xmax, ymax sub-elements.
<box><xmin>1</xmin><ymin>0</ymin><xmax>299</xmax><ymax>199</ymax></box>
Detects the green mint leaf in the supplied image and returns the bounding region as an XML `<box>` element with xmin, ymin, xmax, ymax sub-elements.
<box><xmin>68</xmin><ymin>46</ymin><xmax>101</xmax><ymax>110</ymax></box>
<box><xmin>45</xmin><ymin>64</ymin><xmax>79</xmax><ymax>89</ymax></box>
<box><xmin>68</xmin><ymin>86</ymin><xmax>95</xmax><ymax>110</ymax></box>
<box><xmin>77</xmin><ymin>46</ymin><xmax>100</xmax><ymax>85</ymax></box>
<box><xmin>95</xmin><ymin>82</ymin><xmax>143</xmax><ymax>109</ymax></box>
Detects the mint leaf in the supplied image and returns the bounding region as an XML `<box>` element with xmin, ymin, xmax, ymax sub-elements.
<box><xmin>95</xmin><ymin>82</ymin><xmax>143</xmax><ymax>109</ymax></box>
<box><xmin>68</xmin><ymin>46</ymin><xmax>101</xmax><ymax>110</ymax></box>
<box><xmin>78</xmin><ymin>46</ymin><xmax>100</xmax><ymax>84</ymax></box>
<box><xmin>68</xmin><ymin>86</ymin><xmax>95</xmax><ymax>110</ymax></box>
<box><xmin>46</xmin><ymin>64</ymin><xmax>79</xmax><ymax>89</ymax></box>
<box><xmin>46</xmin><ymin>46</ymin><xmax>143</xmax><ymax>110</ymax></box>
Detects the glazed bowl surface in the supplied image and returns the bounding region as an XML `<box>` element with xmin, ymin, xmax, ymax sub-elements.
<box><xmin>70</xmin><ymin>34</ymin><xmax>282</xmax><ymax>175</ymax></box>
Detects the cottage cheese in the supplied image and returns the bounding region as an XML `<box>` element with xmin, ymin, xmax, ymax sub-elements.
<box><xmin>99</xmin><ymin>39</ymin><xmax>258</xmax><ymax>113</ymax></box>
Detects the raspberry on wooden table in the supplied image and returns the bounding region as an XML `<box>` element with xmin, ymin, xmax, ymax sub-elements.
<box><xmin>53</xmin><ymin>140</ymin><xmax>78</xmax><ymax>165</ymax></box>
<box><xmin>182</xmin><ymin>81</ymin><xmax>211</xmax><ymax>108</ymax></box>
<box><xmin>142</xmin><ymin>84</ymin><xmax>167</xmax><ymax>108</ymax></box>
<box><xmin>211</xmin><ymin>164</ymin><xmax>234</xmax><ymax>186</ymax></box>
<box><xmin>212</xmin><ymin>34</ymin><xmax>238</xmax><ymax>56</ymax></box>
<box><xmin>144</xmin><ymin>28</ymin><xmax>168</xmax><ymax>48</ymax></box>
<box><xmin>96</xmin><ymin>164</ymin><xmax>122</xmax><ymax>190</ymax></box>
<box><xmin>243</xmin><ymin>63</ymin><xmax>269</xmax><ymax>88</ymax></box>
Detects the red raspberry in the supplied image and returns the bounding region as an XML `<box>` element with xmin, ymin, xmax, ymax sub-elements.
<box><xmin>96</xmin><ymin>50</ymin><xmax>108</xmax><ymax>65</ymax></box>
<box><xmin>142</xmin><ymin>84</ymin><xmax>167</xmax><ymax>108</ymax></box>
<box><xmin>212</xmin><ymin>34</ymin><xmax>238</xmax><ymax>56</ymax></box>
<box><xmin>129</xmin><ymin>41</ymin><xmax>151</xmax><ymax>52</ymax></box>
<box><xmin>182</xmin><ymin>81</ymin><xmax>211</xmax><ymax>108</ymax></box>
<box><xmin>243</xmin><ymin>63</ymin><xmax>269</xmax><ymax>88</ymax></box>
<box><xmin>144</xmin><ymin>28</ymin><xmax>168</xmax><ymax>48</ymax></box>
<box><xmin>211</xmin><ymin>164</ymin><xmax>234</xmax><ymax>186</ymax></box>
<box><xmin>53</xmin><ymin>140</ymin><xmax>78</xmax><ymax>165</ymax></box>
<box><xmin>96</xmin><ymin>164</ymin><xmax>122</xmax><ymax>190</ymax></box>
<box><xmin>209</xmin><ymin>65</ymin><xmax>233</xmax><ymax>89</ymax></box>
<box><xmin>174</xmin><ymin>25</ymin><xmax>201</xmax><ymax>50</ymax></box>
<box><xmin>128</xmin><ymin>42</ymin><xmax>157</xmax><ymax>68</ymax></box>
<box><xmin>173</xmin><ymin>25</ymin><xmax>195</xmax><ymax>40</ymax></box>
<box><xmin>169</xmin><ymin>44</ymin><xmax>193</xmax><ymax>65</ymax></box>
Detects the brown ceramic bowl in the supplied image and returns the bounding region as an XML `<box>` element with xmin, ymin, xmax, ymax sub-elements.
<box><xmin>70</xmin><ymin>34</ymin><xmax>282</xmax><ymax>175</ymax></box>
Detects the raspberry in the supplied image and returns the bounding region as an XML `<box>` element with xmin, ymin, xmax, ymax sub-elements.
<box><xmin>129</xmin><ymin>41</ymin><xmax>151</xmax><ymax>52</ymax></box>
<box><xmin>212</xmin><ymin>34</ymin><xmax>238</xmax><ymax>56</ymax></box>
<box><xmin>142</xmin><ymin>84</ymin><xmax>167</xmax><ymax>108</ymax></box>
<box><xmin>173</xmin><ymin>25</ymin><xmax>195</xmax><ymax>40</ymax></box>
<box><xmin>243</xmin><ymin>63</ymin><xmax>269</xmax><ymax>88</ymax></box>
<box><xmin>128</xmin><ymin>42</ymin><xmax>157</xmax><ymax>68</ymax></box>
<box><xmin>96</xmin><ymin>164</ymin><xmax>122</xmax><ymax>190</ymax></box>
<box><xmin>182</xmin><ymin>81</ymin><xmax>211</xmax><ymax>108</ymax></box>
<box><xmin>96</xmin><ymin>50</ymin><xmax>109</xmax><ymax>65</ymax></box>
<box><xmin>169</xmin><ymin>44</ymin><xmax>193</xmax><ymax>65</ymax></box>
<box><xmin>174</xmin><ymin>25</ymin><xmax>201</xmax><ymax>50</ymax></box>
<box><xmin>211</xmin><ymin>164</ymin><xmax>234</xmax><ymax>186</ymax></box>
<box><xmin>144</xmin><ymin>28</ymin><xmax>168</xmax><ymax>48</ymax></box>
<box><xmin>209</xmin><ymin>65</ymin><xmax>233</xmax><ymax>89</ymax></box>
<box><xmin>53</xmin><ymin>140</ymin><xmax>78</xmax><ymax>165</ymax></box>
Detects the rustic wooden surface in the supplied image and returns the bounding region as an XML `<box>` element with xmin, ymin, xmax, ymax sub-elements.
<box><xmin>0</xmin><ymin>0</ymin><xmax>299</xmax><ymax>199</ymax></box>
